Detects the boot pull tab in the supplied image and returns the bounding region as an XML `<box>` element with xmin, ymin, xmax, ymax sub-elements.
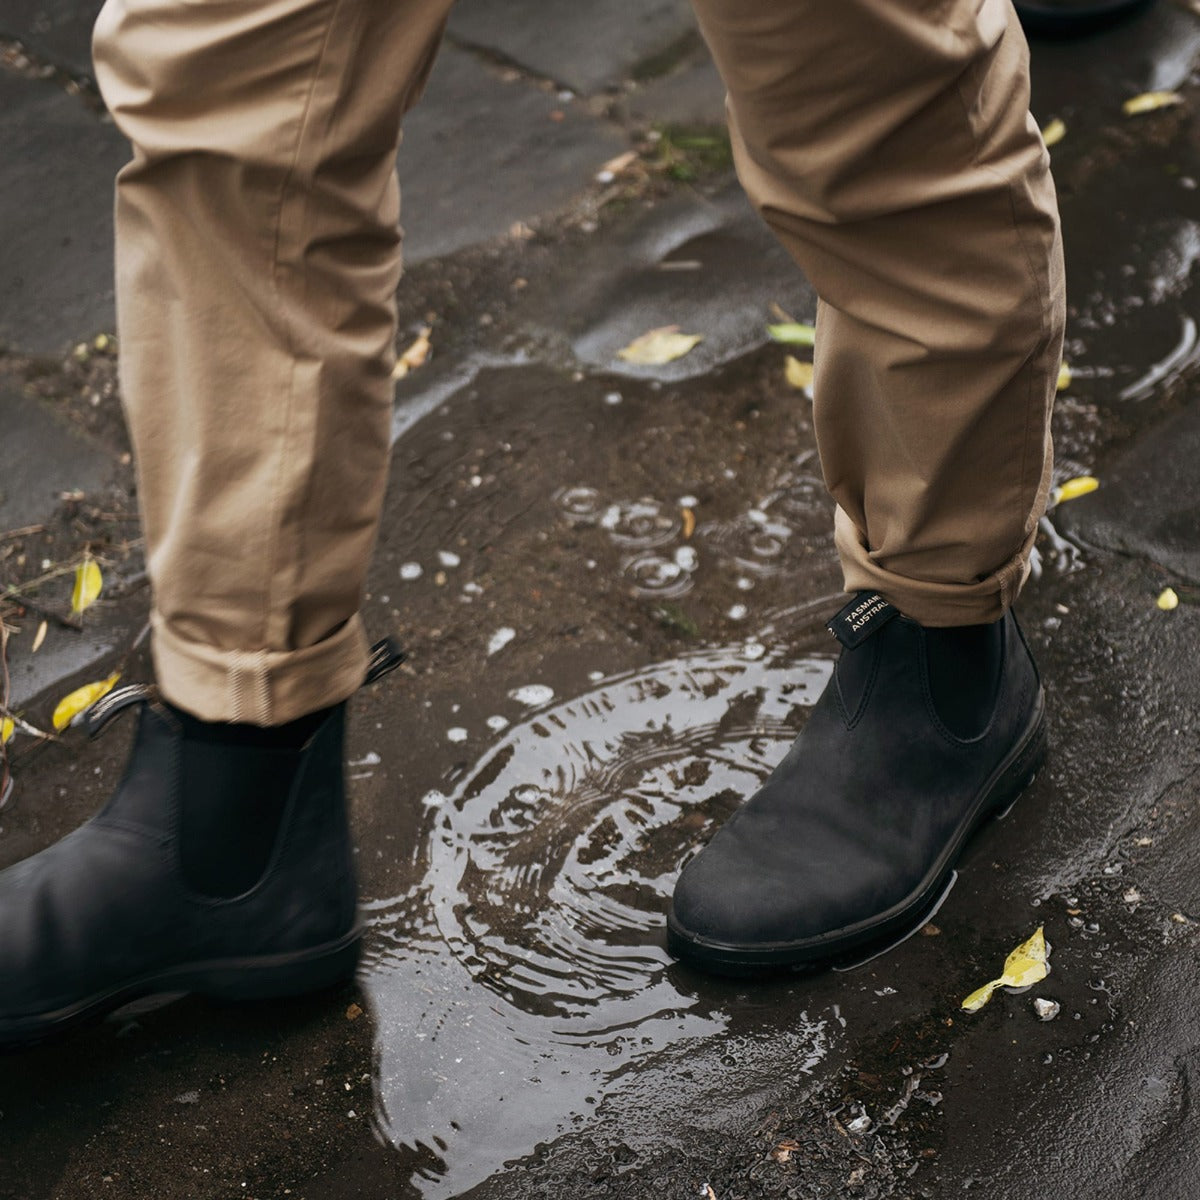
<box><xmin>827</xmin><ymin>592</ymin><xmax>900</xmax><ymax>650</ymax></box>
<box><xmin>364</xmin><ymin>638</ymin><xmax>406</xmax><ymax>687</ymax></box>
<box><xmin>84</xmin><ymin>683</ymin><xmax>158</xmax><ymax>739</ymax></box>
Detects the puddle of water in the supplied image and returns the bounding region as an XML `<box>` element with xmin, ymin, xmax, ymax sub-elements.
<box><xmin>364</xmin><ymin>614</ymin><xmax>839</xmax><ymax>1197</ymax></box>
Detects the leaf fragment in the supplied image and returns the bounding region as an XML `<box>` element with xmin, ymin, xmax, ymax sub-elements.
<box><xmin>31</xmin><ymin>620</ymin><xmax>48</xmax><ymax>654</ymax></box>
<box><xmin>962</xmin><ymin>926</ymin><xmax>1050</xmax><ymax>1013</ymax></box>
<box><xmin>785</xmin><ymin>356</ymin><xmax>814</xmax><ymax>391</ymax></box>
<box><xmin>1123</xmin><ymin>91</ymin><xmax>1183</xmax><ymax>116</ymax></box>
<box><xmin>391</xmin><ymin>326</ymin><xmax>433</xmax><ymax>380</ymax></box>
<box><xmin>1157</xmin><ymin>587</ymin><xmax>1180</xmax><ymax>611</ymax></box>
<box><xmin>767</xmin><ymin>322</ymin><xmax>817</xmax><ymax>347</ymax></box>
<box><xmin>1051</xmin><ymin>475</ymin><xmax>1099</xmax><ymax>505</ymax></box>
<box><xmin>70</xmin><ymin>557</ymin><xmax>103</xmax><ymax>616</ymax></box>
<box><xmin>1042</xmin><ymin>118</ymin><xmax>1067</xmax><ymax>148</ymax></box>
<box><xmin>1</xmin><ymin>717</ymin><xmax>13</xmax><ymax>745</ymax></box>
<box><xmin>616</xmin><ymin>325</ymin><xmax>703</xmax><ymax>366</ymax></box>
<box><xmin>681</xmin><ymin>507</ymin><xmax>696</xmax><ymax>539</ymax></box>
<box><xmin>1056</xmin><ymin>361</ymin><xmax>1072</xmax><ymax>391</ymax></box>
<box><xmin>52</xmin><ymin>672</ymin><xmax>120</xmax><ymax>732</ymax></box>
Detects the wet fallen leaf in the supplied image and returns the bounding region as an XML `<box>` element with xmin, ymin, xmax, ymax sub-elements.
<box><xmin>1</xmin><ymin>717</ymin><xmax>13</xmax><ymax>745</ymax></box>
<box><xmin>1051</xmin><ymin>475</ymin><xmax>1099</xmax><ymax>505</ymax></box>
<box><xmin>681</xmin><ymin>507</ymin><xmax>696</xmax><ymax>539</ymax></box>
<box><xmin>31</xmin><ymin>620</ymin><xmax>47</xmax><ymax>653</ymax></box>
<box><xmin>71</xmin><ymin>557</ymin><xmax>103</xmax><ymax>616</ymax></box>
<box><xmin>52</xmin><ymin>672</ymin><xmax>120</xmax><ymax>732</ymax></box>
<box><xmin>921</xmin><ymin>923</ymin><xmax>942</xmax><ymax>937</ymax></box>
<box><xmin>962</xmin><ymin>926</ymin><xmax>1050</xmax><ymax>1012</ymax></box>
<box><xmin>770</xmin><ymin>1139</ymin><xmax>801</xmax><ymax>1164</ymax></box>
<box><xmin>1056</xmin><ymin>361</ymin><xmax>1072</xmax><ymax>391</ymax></box>
<box><xmin>704</xmin><ymin>1187</ymin><xmax>718</xmax><ymax>1200</ymax></box>
<box><xmin>1042</xmin><ymin>117</ymin><xmax>1067</xmax><ymax>147</ymax></box>
<box><xmin>391</xmin><ymin>326</ymin><xmax>433</xmax><ymax>380</ymax></box>
<box><xmin>785</xmin><ymin>356</ymin><xmax>814</xmax><ymax>391</ymax></box>
<box><xmin>1157</xmin><ymin>587</ymin><xmax>1180</xmax><ymax>611</ymax></box>
<box><xmin>345</xmin><ymin>1003</ymin><xmax>363</xmax><ymax>1021</ymax></box>
<box><xmin>616</xmin><ymin>325</ymin><xmax>703</xmax><ymax>365</ymax></box>
<box><xmin>767</xmin><ymin>322</ymin><xmax>817</xmax><ymax>347</ymax></box>
<box><xmin>1123</xmin><ymin>90</ymin><xmax>1183</xmax><ymax>116</ymax></box>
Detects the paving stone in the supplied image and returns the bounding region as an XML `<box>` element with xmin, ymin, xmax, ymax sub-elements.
<box><xmin>0</xmin><ymin>70</ymin><xmax>127</xmax><ymax>354</ymax></box>
<box><xmin>447</xmin><ymin>0</ymin><xmax>698</xmax><ymax>96</ymax></box>
<box><xmin>0</xmin><ymin>0</ymin><xmax>102</xmax><ymax>77</ymax></box>
<box><xmin>398</xmin><ymin>46</ymin><xmax>627</xmax><ymax>265</ymax></box>
<box><xmin>617</xmin><ymin>54</ymin><xmax>726</xmax><ymax>130</ymax></box>
<box><xmin>1059</xmin><ymin>402</ymin><xmax>1200</xmax><ymax>584</ymax></box>
<box><xmin>515</xmin><ymin>182</ymin><xmax>816</xmax><ymax>380</ymax></box>
<box><xmin>0</xmin><ymin>386</ymin><xmax>112</xmax><ymax>533</ymax></box>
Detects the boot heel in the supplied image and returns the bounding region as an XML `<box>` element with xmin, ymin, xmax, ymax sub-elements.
<box><xmin>196</xmin><ymin>930</ymin><xmax>362</xmax><ymax>1001</ymax></box>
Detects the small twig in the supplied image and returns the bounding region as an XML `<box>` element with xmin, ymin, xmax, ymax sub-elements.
<box><xmin>0</xmin><ymin>524</ymin><xmax>46</xmax><ymax>543</ymax></box>
<box><xmin>0</xmin><ymin>705</ymin><xmax>55</xmax><ymax>742</ymax></box>
<box><xmin>2</xmin><ymin>560</ymin><xmax>78</xmax><ymax>597</ymax></box>
<box><xmin>0</xmin><ymin>594</ymin><xmax>81</xmax><ymax>632</ymax></box>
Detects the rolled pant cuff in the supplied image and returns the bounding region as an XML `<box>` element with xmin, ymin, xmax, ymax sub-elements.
<box><xmin>151</xmin><ymin>613</ymin><xmax>371</xmax><ymax>726</ymax></box>
<box><xmin>835</xmin><ymin>508</ymin><xmax>1033</xmax><ymax>628</ymax></box>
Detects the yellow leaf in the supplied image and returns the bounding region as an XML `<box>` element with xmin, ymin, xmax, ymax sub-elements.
<box><xmin>1157</xmin><ymin>587</ymin><xmax>1180</xmax><ymax>611</ymax></box>
<box><xmin>31</xmin><ymin>620</ymin><xmax>47</xmax><ymax>654</ymax></box>
<box><xmin>1056</xmin><ymin>361</ymin><xmax>1072</xmax><ymax>391</ymax></box>
<box><xmin>71</xmin><ymin>557</ymin><xmax>103</xmax><ymax>616</ymax></box>
<box><xmin>1</xmin><ymin>717</ymin><xmax>13</xmax><ymax>745</ymax></box>
<box><xmin>1052</xmin><ymin>475</ymin><xmax>1099</xmax><ymax>505</ymax></box>
<box><xmin>52</xmin><ymin>672</ymin><xmax>120</xmax><ymax>732</ymax></box>
<box><xmin>616</xmin><ymin>325</ymin><xmax>703</xmax><ymax>366</ymax></box>
<box><xmin>1123</xmin><ymin>91</ymin><xmax>1183</xmax><ymax>116</ymax></box>
<box><xmin>767</xmin><ymin>322</ymin><xmax>817</xmax><ymax>347</ymax></box>
<box><xmin>1042</xmin><ymin>118</ymin><xmax>1067</xmax><ymax>148</ymax></box>
<box><xmin>391</xmin><ymin>326</ymin><xmax>432</xmax><ymax>380</ymax></box>
<box><xmin>962</xmin><ymin>926</ymin><xmax>1051</xmax><ymax>1013</ymax></box>
<box><xmin>785</xmin><ymin>356</ymin><xmax>814</xmax><ymax>391</ymax></box>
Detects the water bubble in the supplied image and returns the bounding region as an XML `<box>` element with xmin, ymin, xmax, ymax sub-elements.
<box><xmin>598</xmin><ymin>498</ymin><xmax>680</xmax><ymax>548</ymax></box>
<box><xmin>487</xmin><ymin>627</ymin><xmax>516</xmax><ymax>656</ymax></box>
<box><xmin>447</xmin><ymin>728</ymin><xmax>468</xmax><ymax>743</ymax></box>
<box><xmin>438</xmin><ymin>550</ymin><xmax>461</xmax><ymax>568</ymax></box>
<box><xmin>400</xmin><ymin>562</ymin><xmax>423</xmax><ymax>581</ymax></box>
<box><xmin>555</xmin><ymin>485</ymin><xmax>604</xmax><ymax>523</ymax></box>
<box><xmin>509</xmin><ymin>684</ymin><xmax>555</xmax><ymax>707</ymax></box>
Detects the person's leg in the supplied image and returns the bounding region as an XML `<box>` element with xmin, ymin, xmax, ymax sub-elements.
<box><xmin>0</xmin><ymin>0</ymin><xmax>450</xmax><ymax>1044</ymax></box>
<box><xmin>671</xmin><ymin>0</ymin><xmax>1064</xmax><ymax>970</ymax></box>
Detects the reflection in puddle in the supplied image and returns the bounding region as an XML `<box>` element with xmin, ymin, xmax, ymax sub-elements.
<box><xmin>364</xmin><ymin>624</ymin><xmax>838</xmax><ymax>1196</ymax></box>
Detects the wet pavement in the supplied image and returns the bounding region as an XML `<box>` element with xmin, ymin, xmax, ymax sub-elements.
<box><xmin>2</xmin><ymin>2</ymin><xmax>1200</xmax><ymax>1198</ymax></box>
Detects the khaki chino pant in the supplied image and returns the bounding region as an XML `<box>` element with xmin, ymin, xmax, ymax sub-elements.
<box><xmin>92</xmin><ymin>0</ymin><xmax>1064</xmax><ymax>726</ymax></box>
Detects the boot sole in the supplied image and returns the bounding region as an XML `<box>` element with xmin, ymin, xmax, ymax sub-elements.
<box><xmin>666</xmin><ymin>690</ymin><xmax>1048</xmax><ymax>976</ymax></box>
<box><xmin>0</xmin><ymin>925</ymin><xmax>362</xmax><ymax>1049</ymax></box>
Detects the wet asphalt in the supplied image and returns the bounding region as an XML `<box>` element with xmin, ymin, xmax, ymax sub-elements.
<box><xmin>2</xmin><ymin>2</ymin><xmax>1200</xmax><ymax>1197</ymax></box>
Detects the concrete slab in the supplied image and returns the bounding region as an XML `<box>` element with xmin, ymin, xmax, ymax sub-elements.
<box><xmin>1059</xmin><ymin>402</ymin><xmax>1200</xmax><ymax>584</ymax></box>
<box><xmin>618</xmin><ymin>55</ymin><xmax>727</xmax><ymax>130</ymax></box>
<box><xmin>514</xmin><ymin>182</ymin><xmax>816</xmax><ymax>380</ymax></box>
<box><xmin>0</xmin><ymin>70</ymin><xmax>126</xmax><ymax>354</ymax></box>
<box><xmin>0</xmin><ymin>0</ymin><xmax>102</xmax><ymax>78</ymax></box>
<box><xmin>447</xmin><ymin>0</ymin><xmax>698</xmax><ymax>95</ymax></box>
<box><xmin>398</xmin><ymin>45</ymin><xmax>627</xmax><ymax>265</ymax></box>
<box><xmin>0</xmin><ymin>387</ymin><xmax>111</xmax><ymax>532</ymax></box>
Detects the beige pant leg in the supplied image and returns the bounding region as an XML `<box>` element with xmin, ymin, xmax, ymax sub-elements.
<box><xmin>690</xmin><ymin>0</ymin><xmax>1065</xmax><ymax>625</ymax></box>
<box><xmin>91</xmin><ymin>0</ymin><xmax>451</xmax><ymax>723</ymax></box>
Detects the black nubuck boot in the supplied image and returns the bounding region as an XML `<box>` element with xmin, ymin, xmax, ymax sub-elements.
<box><xmin>668</xmin><ymin>593</ymin><xmax>1046</xmax><ymax>974</ymax></box>
<box><xmin>0</xmin><ymin>640</ymin><xmax>404</xmax><ymax>1047</ymax></box>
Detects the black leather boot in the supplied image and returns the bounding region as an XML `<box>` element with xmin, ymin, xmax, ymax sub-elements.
<box><xmin>0</xmin><ymin>641</ymin><xmax>403</xmax><ymax>1046</ymax></box>
<box><xmin>668</xmin><ymin>592</ymin><xmax>1047</xmax><ymax>974</ymax></box>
